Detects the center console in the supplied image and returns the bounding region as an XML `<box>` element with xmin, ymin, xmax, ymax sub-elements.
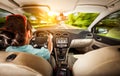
<box><xmin>54</xmin><ymin>33</ymin><xmax>71</xmax><ymax>76</ymax></box>
<box><xmin>55</xmin><ymin>37</ymin><xmax>68</xmax><ymax>61</ymax></box>
<box><xmin>54</xmin><ymin>37</ymin><xmax>69</xmax><ymax>63</ymax></box>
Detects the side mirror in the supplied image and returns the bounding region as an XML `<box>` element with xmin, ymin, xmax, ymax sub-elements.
<box><xmin>97</xmin><ymin>28</ymin><xmax>108</xmax><ymax>34</ymax></box>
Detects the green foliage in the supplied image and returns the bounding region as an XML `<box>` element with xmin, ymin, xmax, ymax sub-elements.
<box><xmin>65</xmin><ymin>13</ymin><xmax>75</xmax><ymax>25</ymax></box>
<box><xmin>98</xmin><ymin>19</ymin><xmax>119</xmax><ymax>27</ymax></box>
<box><xmin>0</xmin><ymin>17</ymin><xmax>6</xmax><ymax>27</ymax></box>
<box><xmin>106</xmin><ymin>27</ymin><xmax>120</xmax><ymax>40</ymax></box>
<box><xmin>65</xmin><ymin>12</ymin><xmax>99</xmax><ymax>29</ymax></box>
<box><xmin>0</xmin><ymin>17</ymin><xmax>5</xmax><ymax>23</ymax></box>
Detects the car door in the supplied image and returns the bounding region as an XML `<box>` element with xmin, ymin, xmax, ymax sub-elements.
<box><xmin>91</xmin><ymin>10</ymin><xmax>120</xmax><ymax>49</ymax></box>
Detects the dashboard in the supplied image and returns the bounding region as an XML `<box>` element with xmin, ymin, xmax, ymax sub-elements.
<box><xmin>30</xmin><ymin>29</ymin><xmax>93</xmax><ymax>49</ymax></box>
<box><xmin>30</xmin><ymin>29</ymin><xmax>93</xmax><ymax>63</ymax></box>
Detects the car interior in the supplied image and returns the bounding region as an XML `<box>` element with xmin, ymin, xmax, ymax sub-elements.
<box><xmin>0</xmin><ymin>0</ymin><xmax>120</xmax><ymax>76</ymax></box>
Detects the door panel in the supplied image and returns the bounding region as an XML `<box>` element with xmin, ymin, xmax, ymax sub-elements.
<box><xmin>91</xmin><ymin>10</ymin><xmax>120</xmax><ymax>49</ymax></box>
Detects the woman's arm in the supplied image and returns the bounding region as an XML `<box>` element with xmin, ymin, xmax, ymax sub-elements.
<box><xmin>47</xmin><ymin>33</ymin><xmax>53</xmax><ymax>53</ymax></box>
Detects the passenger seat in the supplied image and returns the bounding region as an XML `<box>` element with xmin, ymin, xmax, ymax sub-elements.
<box><xmin>73</xmin><ymin>45</ymin><xmax>120</xmax><ymax>76</ymax></box>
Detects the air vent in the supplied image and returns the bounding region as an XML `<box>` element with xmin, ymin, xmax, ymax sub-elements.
<box><xmin>87</xmin><ymin>33</ymin><xmax>92</xmax><ymax>36</ymax></box>
<box><xmin>56</xmin><ymin>33</ymin><xmax>61</xmax><ymax>36</ymax></box>
<box><xmin>63</xmin><ymin>33</ymin><xmax>68</xmax><ymax>36</ymax></box>
<box><xmin>86</xmin><ymin>33</ymin><xmax>93</xmax><ymax>39</ymax></box>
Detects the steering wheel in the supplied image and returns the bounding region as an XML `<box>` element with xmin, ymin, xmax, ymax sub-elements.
<box><xmin>0</xmin><ymin>31</ymin><xmax>15</xmax><ymax>50</ymax></box>
<box><xmin>30</xmin><ymin>31</ymin><xmax>49</xmax><ymax>48</ymax></box>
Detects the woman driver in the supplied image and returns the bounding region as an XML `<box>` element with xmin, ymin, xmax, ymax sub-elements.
<box><xmin>0</xmin><ymin>14</ymin><xmax>53</xmax><ymax>60</ymax></box>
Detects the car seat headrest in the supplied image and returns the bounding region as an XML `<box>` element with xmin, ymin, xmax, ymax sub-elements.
<box><xmin>0</xmin><ymin>63</ymin><xmax>42</xmax><ymax>76</ymax></box>
<box><xmin>0</xmin><ymin>51</ymin><xmax>53</xmax><ymax>76</ymax></box>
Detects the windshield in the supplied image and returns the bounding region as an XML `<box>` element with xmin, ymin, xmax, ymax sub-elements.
<box><xmin>0</xmin><ymin>8</ymin><xmax>99</xmax><ymax>30</ymax></box>
<box><xmin>24</xmin><ymin>9</ymin><xmax>99</xmax><ymax>30</ymax></box>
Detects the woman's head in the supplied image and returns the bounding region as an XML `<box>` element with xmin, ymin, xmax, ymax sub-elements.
<box><xmin>1</xmin><ymin>14</ymin><xmax>32</xmax><ymax>46</ymax></box>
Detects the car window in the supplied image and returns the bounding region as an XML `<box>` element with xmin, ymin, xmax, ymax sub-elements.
<box><xmin>94</xmin><ymin>10</ymin><xmax>120</xmax><ymax>40</ymax></box>
<box><xmin>0</xmin><ymin>8</ymin><xmax>12</xmax><ymax>28</ymax></box>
